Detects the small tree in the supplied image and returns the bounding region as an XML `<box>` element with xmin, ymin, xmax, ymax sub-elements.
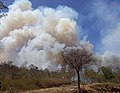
<box><xmin>63</xmin><ymin>46</ymin><xmax>95</xmax><ymax>92</ymax></box>
<box><xmin>99</xmin><ymin>66</ymin><xmax>115</xmax><ymax>80</ymax></box>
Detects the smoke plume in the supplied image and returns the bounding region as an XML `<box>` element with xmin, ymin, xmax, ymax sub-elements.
<box><xmin>1</xmin><ymin>0</ymin><xmax>120</xmax><ymax>69</ymax></box>
<box><xmin>0</xmin><ymin>0</ymin><xmax>81</xmax><ymax>69</ymax></box>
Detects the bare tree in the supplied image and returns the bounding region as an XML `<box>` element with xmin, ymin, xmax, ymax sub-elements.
<box><xmin>62</xmin><ymin>46</ymin><xmax>95</xmax><ymax>93</ymax></box>
<box><xmin>0</xmin><ymin>0</ymin><xmax>8</xmax><ymax>9</ymax></box>
<box><xmin>0</xmin><ymin>0</ymin><xmax>8</xmax><ymax>18</ymax></box>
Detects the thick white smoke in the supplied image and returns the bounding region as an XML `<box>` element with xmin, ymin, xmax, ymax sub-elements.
<box><xmin>0</xmin><ymin>0</ymin><xmax>80</xmax><ymax>69</ymax></box>
<box><xmin>96</xmin><ymin>51</ymin><xmax>120</xmax><ymax>67</ymax></box>
<box><xmin>1</xmin><ymin>0</ymin><xmax>119</xmax><ymax>69</ymax></box>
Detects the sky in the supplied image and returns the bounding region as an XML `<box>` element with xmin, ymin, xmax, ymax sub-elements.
<box><xmin>0</xmin><ymin>0</ymin><xmax>120</xmax><ymax>68</ymax></box>
<box><xmin>2</xmin><ymin>0</ymin><xmax>120</xmax><ymax>53</ymax></box>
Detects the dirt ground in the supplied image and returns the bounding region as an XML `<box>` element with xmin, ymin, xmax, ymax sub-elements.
<box><xmin>22</xmin><ymin>85</ymin><xmax>76</xmax><ymax>93</ymax></box>
<box><xmin>2</xmin><ymin>83</ymin><xmax>120</xmax><ymax>93</ymax></box>
<box><xmin>21</xmin><ymin>83</ymin><xmax>120</xmax><ymax>93</ymax></box>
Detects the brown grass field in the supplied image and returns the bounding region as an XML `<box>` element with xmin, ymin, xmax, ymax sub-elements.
<box><xmin>22</xmin><ymin>83</ymin><xmax>120</xmax><ymax>93</ymax></box>
<box><xmin>2</xmin><ymin>83</ymin><xmax>119</xmax><ymax>93</ymax></box>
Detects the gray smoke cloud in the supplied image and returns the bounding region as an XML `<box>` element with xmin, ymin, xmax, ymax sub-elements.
<box><xmin>0</xmin><ymin>0</ymin><xmax>81</xmax><ymax>69</ymax></box>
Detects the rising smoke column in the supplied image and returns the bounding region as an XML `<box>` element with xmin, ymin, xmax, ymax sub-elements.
<box><xmin>0</xmin><ymin>0</ymin><xmax>81</xmax><ymax>69</ymax></box>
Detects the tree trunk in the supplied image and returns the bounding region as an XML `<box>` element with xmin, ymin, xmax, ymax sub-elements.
<box><xmin>77</xmin><ymin>70</ymin><xmax>81</xmax><ymax>93</ymax></box>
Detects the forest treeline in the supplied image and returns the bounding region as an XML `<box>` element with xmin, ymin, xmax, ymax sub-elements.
<box><xmin>0</xmin><ymin>61</ymin><xmax>120</xmax><ymax>91</ymax></box>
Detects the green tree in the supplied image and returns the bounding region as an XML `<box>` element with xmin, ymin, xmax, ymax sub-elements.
<box><xmin>99</xmin><ymin>66</ymin><xmax>114</xmax><ymax>80</ymax></box>
<box><xmin>84</xmin><ymin>68</ymin><xmax>104</xmax><ymax>83</ymax></box>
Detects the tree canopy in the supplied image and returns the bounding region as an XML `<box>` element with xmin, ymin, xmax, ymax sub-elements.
<box><xmin>63</xmin><ymin>46</ymin><xmax>96</xmax><ymax>93</ymax></box>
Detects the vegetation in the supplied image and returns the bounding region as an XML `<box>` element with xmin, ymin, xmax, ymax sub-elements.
<box><xmin>84</xmin><ymin>66</ymin><xmax>120</xmax><ymax>83</ymax></box>
<box><xmin>0</xmin><ymin>1</ymin><xmax>120</xmax><ymax>93</ymax></box>
<box><xmin>0</xmin><ymin>61</ymin><xmax>72</xmax><ymax>91</ymax></box>
<box><xmin>0</xmin><ymin>61</ymin><xmax>120</xmax><ymax>92</ymax></box>
<box><xmin>23</xmin><ymin>83</ymin><xmax>120</xmax><ymax>93</ymax></box>
<box><xmin>99</xmin><ymin>66</ymin><xmax>115</xmax><ymax>80</ymax></box>
<box><xmin>62</xmin><ymin>46</ymin><xmax>95</xmax><ymax>93</ymax></box>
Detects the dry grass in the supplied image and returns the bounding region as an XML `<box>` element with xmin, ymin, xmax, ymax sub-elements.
<box><xmin>21</xmin><ymin>83</ymin><xmax>120</xmax><ymax>93</ymax></box>
<box><xmin>22</xmin><ymin>85</ymin><xmax>76</xmax><ymax>93</ymax></box>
